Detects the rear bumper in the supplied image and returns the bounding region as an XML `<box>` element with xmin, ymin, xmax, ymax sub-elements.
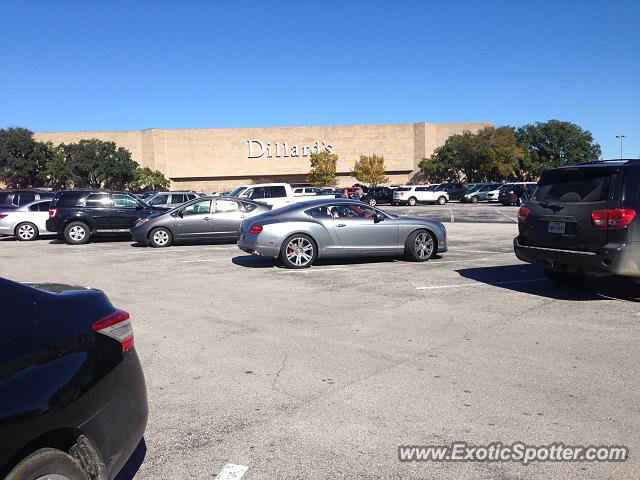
<box><xmin>237</xmin><ymin>233</ymin><xmax>280</xmax><ymax>258</ymax></box>
<box><xmin>514</xmin><ymin>237</ymin><xmax>640</xmax><ymax>278</ymax></box>
<box><xmin>46</xmin><ymin>218</ymin><xmax>61</xmax><ymax>233</ymax></box>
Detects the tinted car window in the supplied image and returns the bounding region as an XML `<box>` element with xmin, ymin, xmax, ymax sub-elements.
<box><xmin>29</xmin><ymin>203</ymin><xmax>40</xmax><ymax>211</ymax></box>
<box><xmin>56</xmin><ymin>191</ymin><xmax>86</xmax><ymax>207</ymax></box>
<box><xmin>149</xmin><ymin>194</ymin><xmax>169</xmax><ymax>205</ymax></box>
<box><xmin>85</xmin><ymin>193</ymin><xmax>112</xmax><ymax>207</ymax></box>
<box><xmin>112</xmin><ymin>194</ymin><xmax>139</xmax><ymax>208</ymax></box>
<box><xmin>0</xmin><ymin>193</ymin><xmax>10</xmax><ymax>204</ymax></box>
<box><xmin>396</xmin><ymin>187</ymin><xmax>411</xmax><ymax>192</ymax></box>
<box><xmin>171</xmin><ymin>194</ymin><xmax>187</xmax><ymax>204</ymax></box>
<box><xmin>266</xmin><ymin>186</ymin><xmax>287</xmax><ymax>198</ymax></box>
<box><xmin>182</xmin><ymin>199</ymin><xmax>212</xmax><ymax>215</ymax></box>
<box><xmin>17</xmin><ymin>193</ymin><xmax>36</xmax><ymax>205</ymax></box>
<box><xmin>38</xmin><ymin>201</ymin><xmax>52</xmax><ymax>211</ymax></box>
<box><xmin>534</xmin><ymin>171</ymin><xmax>611</xmax><ymax>203</ymax></box>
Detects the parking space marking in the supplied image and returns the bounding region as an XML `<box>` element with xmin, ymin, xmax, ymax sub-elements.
<box><xmin>450</xmin><ymin>210</ymin><xmax>455</xmax><ymax>223</ymax></box>
<box><xmin>497</xmin><ymin>210</ymin><xmax>518</xmax><ymax>223</ymax></box>
<box><xmin>447</xmin><ymin>248</ymin><xmax>513</xmax><ymax>255</ymax></box>
<box><xmin>415</xmin><ymin>278</ymin><xmax>546</xmax><ymax>290</ymax></box>
<box><xmin>215</xmin><ymin>463</ymin><xmax>249</xmax><ymax>480</ymax></box>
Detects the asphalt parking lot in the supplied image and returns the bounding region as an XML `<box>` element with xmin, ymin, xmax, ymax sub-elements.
<box><xmin>1</xmin><ymin>204</ymin><xmax>639</xmax><ymax>480</ymax></box>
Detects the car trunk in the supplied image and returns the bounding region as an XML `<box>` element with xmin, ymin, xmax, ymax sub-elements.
<box><xmin>521</xmin><ymin>167</ymin><xmax>621</xmax><ymax>253</ymax></box>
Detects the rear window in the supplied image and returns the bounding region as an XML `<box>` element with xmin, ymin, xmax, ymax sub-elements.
<box><xmin>266</xmin><ymin>186</ymin><xmax>287</xmax><ymax>198</ymax></box>
<box><xmin>533</xmin><ymin>170</ymin><xmax>612</xmax><ymax>203</ymax></box>
<box><xmin>56</xmin><ymin>191</ymin><xmax>86</xmax><ymax>207</ymax></box>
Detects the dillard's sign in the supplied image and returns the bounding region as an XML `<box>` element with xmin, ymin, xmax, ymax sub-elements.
<box><xmin>247</xmin><ymin>139</ymin><xmax>333</xmax><ymax>159</ymax></box>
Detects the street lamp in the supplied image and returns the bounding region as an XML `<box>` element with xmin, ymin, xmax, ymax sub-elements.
<box><xmin>616</xmin><ymin>134</ymin><xmax>627</xmax><ymax>160</ymax></box>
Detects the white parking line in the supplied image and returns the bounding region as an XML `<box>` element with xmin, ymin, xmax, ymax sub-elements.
<box><xmin>497</xmin><ymin>210</ymin><xmax>518</xmax><ymax>223</ymax></box>
<box><xmin>215</xmin><ymin>464</ymin><xmax>249</xmax><ymax>480</ymax></box>
<box><xmin>450</xmin><ymin>210</ymin><xmax>455</xmax><ymax>222</ymax></box>
<box><xmin>447</xmin><ymin>248</ymin><xmax>513</xmax><ymax>255</ymax></box>
<box><xmin>415</xmin><ymin>278</ymin><xmax>546</xmax><ymax>290</ymax></box>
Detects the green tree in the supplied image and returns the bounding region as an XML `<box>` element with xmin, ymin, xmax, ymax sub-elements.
<box><xmin>352</xmin><ymin>154</ymin><xmax>389</xmax><ymax>186</ymax></box>
<box><xmin>307</xmin><ymin>150</ymin><xmax>338</xmax><ymax>186</ymax></box>
<box><xmin>419</xmin><ymin>126</ymin><xmax>522</xmax><ymax>183</ymax></box>
<box><xmin>59</xmin><ymin>139</ymin><xmax>138</xmax><ymax>189</ymax></box>
<box><xmin>0</xmin><ymin>127</ymin><xmax>55</xmax><ymax>188</ymax></box>
<box><xmin>130</xmin><ymin>166</ymin><xmax>170</xmax><ymax>191</ymax></box>
<box><xmin>516</xmin><ymin>120</ymin><xmax>601</xmax><ymax>179</ymax></box>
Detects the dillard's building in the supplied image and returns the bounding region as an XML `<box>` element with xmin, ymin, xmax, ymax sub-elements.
<box><xmin>34</xmin><ymin>121</ymin><xmax>491</xmax><ymax>192</ymax></box>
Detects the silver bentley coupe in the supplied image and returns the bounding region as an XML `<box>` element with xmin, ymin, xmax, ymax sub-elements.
<box><xmin>237</xmin><ymin>199</ymin><xmax>447</xmax><ymax>268</ymax></box>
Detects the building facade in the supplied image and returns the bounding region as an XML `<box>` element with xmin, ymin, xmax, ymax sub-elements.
<box><xmin>34</xmin><ymin>121</ymin><xmax>490</xmax><ymax>191</ymax></box>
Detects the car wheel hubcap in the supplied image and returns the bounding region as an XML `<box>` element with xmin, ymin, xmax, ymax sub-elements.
<box><xmin>35</xmin><ymin>475</ymin><xmax>72</xmax><ymax>480</ymax></box>
<box><xmin>414</xmin><ymin>233</ymin><xmax>433</xmax><ymax>259</ymax></box>
<box><xmin>18</xmin><ymin>225</ymin><xmax>35</xmax><ymax>239</ymax></box>
<box><xmin>286</xmin><ymin>237</ymin><xmax>313</xmax><ymax>266</ymax></box>
<box><xmin>154</xmin><ymin>230</ymin><xmax>169</xmax><ymax>245</ymax></box>
<box><xmin>69</xmin><ymin>226</ymin><xmax>85</xmax><ymax>241</ymax></box>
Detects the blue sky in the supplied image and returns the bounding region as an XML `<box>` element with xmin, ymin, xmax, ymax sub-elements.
<box><xmin>1</xmin><ymin>0</ymin><xmax>638</xmax><ymax>159</ymax></box>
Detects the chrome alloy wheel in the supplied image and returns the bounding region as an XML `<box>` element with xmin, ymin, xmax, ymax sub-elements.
<box><xmin>35</xmin><ymin>475</ymin><xmax>72</xmax><ymax>480</ymax></box>
<box><xmin>68</xmin><ymin>225</ymin><xmax>86</xmax><ymax>242</ymax></box>
<box><xmin>153</xmin><ymin>229</ymin><xmax>170</xmax><ymax>246</ymax></box>
<box><xmin>413</xmin><ymin>232</ymin><xmax>434</xmax><ymax>260</ymax></box>
<box><xmin>285</xmin><ymin>237</ymin><xmax>314</xmax><ymax>267</ymax></box>
<box><xmin>17</xmin><ymin>224</ymin><xmax>36</xmax><ymax>240</ymax></box>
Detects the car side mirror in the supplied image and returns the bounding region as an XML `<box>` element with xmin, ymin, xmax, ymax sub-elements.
<box><xmin>374</xmin><ymin>214</ymin><xmax>384</xmax><ymax>223</ymax></box>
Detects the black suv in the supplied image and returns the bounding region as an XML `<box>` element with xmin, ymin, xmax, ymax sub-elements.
<box><xmin>0</xmin><ymin>189</ymin><xmax>55</xmax><ymax>210</ymax></box>
<box><xmin>362</xmin><ymin>187</ymin><xmax>395</xmax><ymax>206</ymax></box>
<box><xmin>514</xmin><ymin>160</ymin><xmax>640</xmax><ymax>282</ymax></box>
<box><xmin>438</xmin><ymin>183</ymin><xmax>465</xmax><ymax>201</ymax></box>
<box><xmin>47</xmin><ymin>190</ymin><xmax>164</xmax><ymax>244</ymax></box>
<box><xmin>499</xmin><ymin>183</ymin><xmax>537</xmax><ymax>206</ymax></box>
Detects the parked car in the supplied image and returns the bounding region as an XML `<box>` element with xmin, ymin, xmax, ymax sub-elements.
<box><xmin>238</xmin><ymin>198</ymin><xmax>447</xmax><ymax>268</ymax></box>
<box><xmin>515</xmin><ymin>160</ymin><xmax>640</xmax><ymax>283</ymax></box>
<box><xmin>46</xmin><ymin>190</ymin><xmax>166</xmax><ymax>244</ymax></box>
<box><xmin>461</xmin><ymin>183</ymin><xmax>503</xmax><ymax>203</ymax></box>
<box><xmin>0</xmin><ymin>277</ymin><xmax>147</xmax><ymax>480</ymax></box>
<box><xmin>0</xmin><ymin>189</ymin><xmax>55</xmax><ymax>211</ymax></box>
<box><xmin>0</xmin><ymin>199</ymin><xmax>55</xmax><ymax>241</ymax></box>
<box><xmin>146</xmin><ymin>191</ymin><xmax>201</xmax><ymax>208</ymax></box>
<box><xmin>362</xmin><ymin>186</ymin><xmax>395</xmax><ymax>206</ymax></box>
<box><xmin>499</xmin><ymin>182</ymin><xmax>538</xmax><ymax>206</ymax></box>
<box><xmin>392</xmin><ymin>185</ymin><xmax>449</xmax><ymax>206</ymax></box>
<box><xmin>321</xmin><ymin>188</ymin><xmax>345</xmax><ymax>198</ymax></box>
<box><xmin>229</xmin><ymin>183</ymin><xmax>336</xmax><ymax>208</ymax></box>
<box><xmin>485</xmin><ymin>185</ymin><xmax>504</xmax><ymax>202</ymax></box>
<box><xmin>131</xmin><ymin>196</ymin><xmax>271</xmax><ymax>247</ymax></box>
<box><xmin>436</xmin><ymin>183</ymin><xmax>465</xmax><ymax>201</ymax></box>
<box><xmin>293</xmin><ymin>186</ymin><xmax>325</xmax><ymax>196</ymax></box>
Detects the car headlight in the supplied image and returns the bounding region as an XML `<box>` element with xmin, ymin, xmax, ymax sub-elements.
<box><xmin>135</xmin><ymin>218</ymin><xmax>150</xmax><ymax>226</ymax></box>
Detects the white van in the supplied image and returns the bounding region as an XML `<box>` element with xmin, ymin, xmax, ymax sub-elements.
<box><xmin>228</xmin><ymin>183</ymin><xmax>335</xmax><ymax>208</ymax></box>
<box><xmin>392</xmin><ymin>185</ymin><xmax>449</xmax><ymax>206</ymax></box>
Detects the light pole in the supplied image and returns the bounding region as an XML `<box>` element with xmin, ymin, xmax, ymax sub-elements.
<box><xmin>616</xmin><ymin>134</ymin><xmax>626</xmax><ymax>160</ymax></box>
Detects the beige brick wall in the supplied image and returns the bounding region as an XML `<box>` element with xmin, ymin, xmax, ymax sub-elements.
<box><xmin>35</xmin><ymin>121</ymin><xmax>491</xmax><ymax>191</ymax></box>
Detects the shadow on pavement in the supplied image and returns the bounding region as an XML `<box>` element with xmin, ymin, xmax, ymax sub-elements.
<box><xmin>232</xmin><ymin>254</ymin><xmax>441</xmax><ymax>269</ymax></box>
<box><xmin>456</xmin><ymin>264</ymin><xmax>640</xmax><ymax>302</ymax></box>
<box><xmin>115</xmin><ymin>437</ymin><xmax>146</xmax><ymax>480</ymax></box>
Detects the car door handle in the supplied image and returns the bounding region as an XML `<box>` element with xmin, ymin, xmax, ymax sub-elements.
<box><xmin>203</xmin><ymin>217</ymin><xmax>212</xmax><ymax>221</ymax></box>
<box><xmin>336</xmin><ymin>223</ymin><xmax>347</xmax><ymax>227</ymax></box>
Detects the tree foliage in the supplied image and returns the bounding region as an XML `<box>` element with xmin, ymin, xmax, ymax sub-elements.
<box><xmin>420</xmin><ymin>126</ymin><xmax>523</xmax><ymax>183</ymax></box>
<box><xmin>515</xmin><ymin>120</ymin><xmax>601</xmax><ymax>179</ymax></box>
<box><xmin>0</xmin><ymin>128</ymin><xmax>56</xmax><ymax>188</ymax></box>
<box><xmin>0</xmin><ymin>128</ymin><xmax>170</xmax><ymax>190</ymax></box>
<box><xmin>129</xmin><ymin>166</ymin><xmax>170</xmax><ymax>191</ymax></box>
<box><xmin>307</xmin><ymin>151</ymin><xmax>338</xmax><ymax>186</ymax></box>
<box><xmin>352</xmin><ymin>154</ymin><xmax>389</xmax><ymax>186</ymax></box>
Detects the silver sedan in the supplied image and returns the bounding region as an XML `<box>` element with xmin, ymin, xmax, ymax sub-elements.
<box><xmin>0</xmin><ymin>199</ymin><xmax>55</xmax><ymax>241</ymax></box>
<box><xmin>237</xmin><ymin>199</ymin><xmax>447</xmax><ymax>268</ymax></box>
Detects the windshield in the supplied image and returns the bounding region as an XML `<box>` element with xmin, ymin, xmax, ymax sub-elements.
<box><xmin>228</xmin><ymin>186</ymin><xmax>246</xmax><ymax>197</ymax></box>
<box><xmin>533</xmin><ymin>170</ymin><xmax>611</xmax><ymax>203</ymax></box>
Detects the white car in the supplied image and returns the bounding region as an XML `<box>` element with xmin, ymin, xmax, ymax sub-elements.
<box><xmin>485</xmin><ymin>188</ymin><xmax>502</xmax><ymax>202</ymax></box>
<box><xmin>229</xmin><ymin>183</ymin><xmax>336</xmax><ymax>208</ymax></box>
<box><xmin>0</xmin><ymin>199</ymin><xmax>55</xmax><ymax>241</ymax></box>
<box><xmin>293</xmin><ymin>187</ymin><xmax>325</xmax><ymax>197</ymax></box>
<box><xmin>392</xmin><ymin>185</ymin><xmax>449</xmax><ymax>206</ymax></box>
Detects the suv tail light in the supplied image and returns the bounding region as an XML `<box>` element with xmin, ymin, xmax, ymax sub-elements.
<box><xmin>49</xmin><ymin>208</ymin><xmax>58</xmax><ymax>219</ymax></box>
<box><xmin>249</xmin><ymin>225</ymin><xmax>263</xmax><ymax>234</ymax></box>
<box><xmin>92</xmin><ymin>309</ymin><xmax>134</xmax><ymax>353</ymax></box>
<box><xmin>0</xmin><ymin>214</ymin><xmax>8</xmax><ymax>219</ymax></box>
<box><xmin>591</xmin><ymin>209</ymin><xmax>637</xmax><ymax>229</ymax></box>
<box><xmin>517</xmin><ymin>206</ymin><xmax>529</xmax><ymax>224</ymax></box>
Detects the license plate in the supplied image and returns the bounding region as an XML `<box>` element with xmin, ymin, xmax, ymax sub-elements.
<box><xmin>548</xmin><ymin>221</ymin><xmax>566</xmax><ymax>234</ymax></box>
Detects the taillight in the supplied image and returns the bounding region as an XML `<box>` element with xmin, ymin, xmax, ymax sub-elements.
<box><xmin>92</xmin><ymin>309</ymin><xmax>134</xmax><ymax>353</ymax></box>
<box><xmin>517</xmin><ymin>206</ymin><xmax>529</xmax><ymax>224</ymax></box>
<box><xmin>0</xmin><ymin>214</ymin><xmax>8</xmax><ymax>219</ymax></box>
<box><xmin>591</xmin><ymin>209</ymin><xmax>637</xmax><ymax>229</ymax></box>
<box><xmin>249</xmin><ymin>225</ymin><xmax>263</xmax><ymax>234</ymax></box>
<box><xmin>49</xmin><ymin>208</ymin><xmax>58</xmax><ymax>219</ymax></box>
